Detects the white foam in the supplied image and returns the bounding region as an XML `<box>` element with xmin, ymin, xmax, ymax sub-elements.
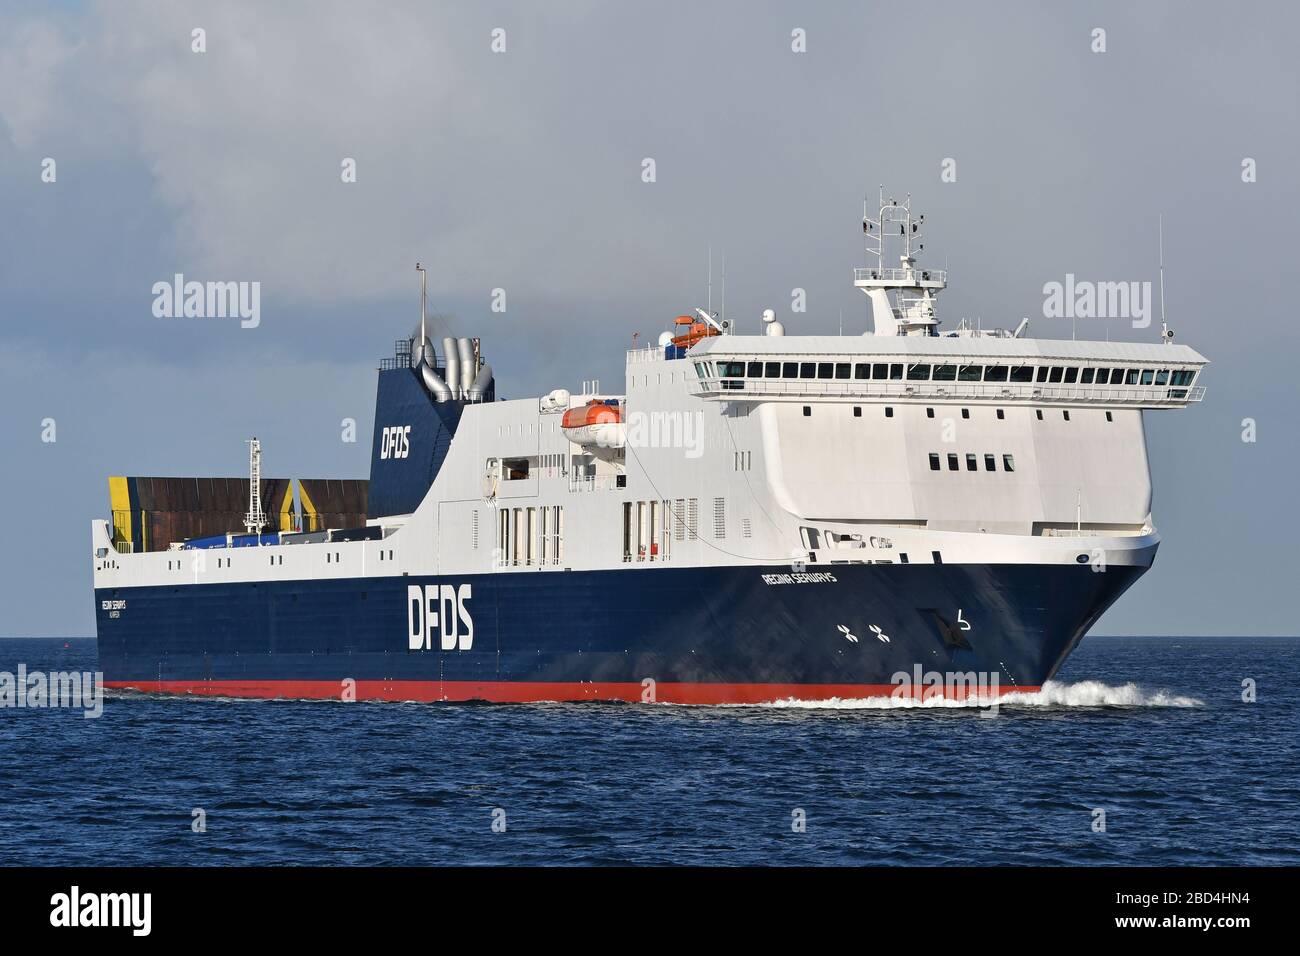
<box><xmin>755</xmin><ymin>680</ymin><xmax>1203</xmax><ymax>710</ymax></box>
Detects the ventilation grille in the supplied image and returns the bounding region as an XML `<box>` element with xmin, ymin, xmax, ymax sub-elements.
<box><xmin>687</xmin><ymin>498</ymin><xmax>699</xmax><ymax>539</ymax></box>
<box><xmin>713</xmin><ymin>497</ymin><xmax>726</xmax><ymax>539</ymax></box>
<box><xmin>674</xmin><ymin>499</ymin><xmax>687</xmax><ymax>541</ymax></box>
<box><xmin>471</xmin><ymin>509</ymin><xmax>479</xmax><ymax>550</ymax></box>
<box><xmin>741</xmin><ymin>517</ymin><xmax>752</xmax><ymax>539</ymax></box>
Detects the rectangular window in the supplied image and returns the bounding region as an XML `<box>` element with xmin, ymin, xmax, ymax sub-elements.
<box><xmin>1080</xmin><ymin>368</ymin><xmax>1095</xmax><ymax>384</ymax></box>
<box><xmin>1036</xmin><ymin>367</ymin><xmax>1049</xmax><ymax>383</ymax></box>
<box><xmin>985</xmin><ymin>365</ymin><xmax>1009</xmax><ymax>382</ymax></box>
<box><xmin>947</xmin><ymin>453</ymin><xmax>959</xmax><ymax>471</ymax></box>
<box><xmin>929</xmin><ymin>453</ymin><xmax>941</xmax><ymax>471</ymax></box>
<box><xmin>765</xmin><ymin>361</ymin><xmax>781</xmax><ymax>377</ymax></box>
<box><xmin>853</xmin><ymin>406</ymin><xmax>862</xmax><ymax>417</ymax></box>
<box><xmin>1095</xmin><ymin>368</ymin><xmax>1110</xmax><ymax>384</ymax></box>
<box><xmin>889</xmin><ymin>363</ymin><xmax>904</xmax><ymax>380</ymax></box>
<box><xmin>961</xmin><ymin>408</ymin><xmax>970</xmax><ymax>419</ymax></box>
<box><xmin>985</xmin><ymin>454</ymin><xmax>996</xmax><ymax>472</ymax></box>
<box><xmin>1126</xmin><ymin>368</ymin><xmax>1140</xmax><ymax>385</ymax></box>
<box><xmin>817</xmin><ymin>362</ymin><xmax>833</xmax><ymax>379</ymax></box>
<box><xmin>1106</xmin><ymin>411</ymin><xmax>1113</xmax><ymax>422</ymax></box>
<box><xmin>1063</xmin><ymin>410</ymin><xmax>1070</xmax><ymax>421</ymax></box>
<box><xmin>1003</xmin><ymin>454</ymin><xmax>1016</xmax><ymax>472</ymax></box>
<box><xmin>958</xmin><ymin>365</ymin><xmax>983</xmax><ymax>382</ymax></box>
<box><xmin>1141</xmin><ymin>369</ymin><xmax>1154</xmax><ymax>385</ymax></box>
<box><xmin>966</xmin><ymin>454</ymin><xmax>977</xmax><ymax>471</ymax></box>
<box><xmin>800</xmin><ymin>362</ymin><xmax>817</xmax><ymax>379</ymax></box>
<box><xmin>996</xmin><ymin>408</ymin><xmax>1005</xmax><ymax>420</ymax></box>
<box><xmin>872</xmin><ymin>363</ymin><xmax>888</xmax><ymax>379</ymax></box>
<box><xmin>885</xmin><ymin>407</ymin><xmax>894</xmax><ymax>418</ymax></box>
<box><xmin>1063</xmin><ymin>367</ymin><xmax>1078</xmax><ymax>383</ymax></box>
<box><xmin>1048</xmin><ymin>366</ymin><xmax>1063</xmax><ymax>383</ymax></box>
<box><xmin>747</xmin><ymin>361</ymin><xmax>762</xmax><ymax>377</ymax></box>
<box><xmin>1155</xmin><ymin>369</ymin><xmax>1169</xmax><ymax>385</ymax></box>
<box><xmin>1010</xmin><ymin>365</ymin><xmax>1034</xmax><ymax>383</ymax></box>
<box><xmin>906</xmin><ymin>363</ymin><xmax>931</xmax><ymax>381</ymax></box>
<box><xmin>854</xmin><ymin>363</ymin><xmax>870</xmax><ymax>379</ymax></box>
<box><xmin>783</xmin><ymin>361</ymin><xmax>799</xmax><ymax>378</ymax></box>
<box><xmin>803</xmin><ymin>405</ymin><xmax>811</xmax><ymax>417</ymax></box>
<box><xmin>721</xmin><ymin>361</ymin><xmax>745</xmax><ymax>377</ymax></box>
<box><xmin>933</xmin><ymin>364</ymin><xmax>957</xmax><ymax>381</ymax></box>
<box><xmin>834</xmin><ymin>362</ymin><xmax>851</xmax><ymax>379</ymax></box>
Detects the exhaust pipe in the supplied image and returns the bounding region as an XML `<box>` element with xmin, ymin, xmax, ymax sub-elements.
<box><xmin>456</xmin><ymin>338</ymin><xmax>475</xmax><ymax>398</ymax></box>
<box><xmin>442</xmin><ymin>336</ymin><xmax>460</xmax><ymax>397</ymax></box>
<box><xmin>420</xmin><ymin>364</ymin><xmax>453</xmax><ymax>402</ymax></box>
<box><xmin>467</xmin><ymin>362</ymin><xmax>494</xmax><ymax>401</ymax></box>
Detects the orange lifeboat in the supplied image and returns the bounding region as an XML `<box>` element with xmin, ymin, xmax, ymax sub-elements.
<box><xmin>561</xmin><ymin>399</ymin><xmax>624</xmax><ymax>447</ymax></box>
<box><xmin>670</xmin><ymin>314</ymin><xmax>721</xmax><ymax>350</ymax></box>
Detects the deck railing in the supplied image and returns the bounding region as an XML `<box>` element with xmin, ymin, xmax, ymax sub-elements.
<box><xmin>689</xmin><ymin>376</ymin><xmax>1205</xmax><ymax>406</ymax></box>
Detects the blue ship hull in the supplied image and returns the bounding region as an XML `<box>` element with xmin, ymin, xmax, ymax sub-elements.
<box><xmin>95</xmin><ymin>561</ymin><xmax>1146</xmax><ymax>703</ymax></box>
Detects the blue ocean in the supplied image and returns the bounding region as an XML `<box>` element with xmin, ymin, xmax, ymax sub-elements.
<box><xmin>0</xmin><ymin>635</ymin><xmax>1295</xmax><ymax>866</ymax></box>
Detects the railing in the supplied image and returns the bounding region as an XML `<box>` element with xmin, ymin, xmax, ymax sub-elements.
<box><xmin>689</xmin><ymin>376</ymin><xmax>1205</xmax><ymax>406</ymax></box>
<box><xmin>568</xmin><ymin>474</ymin><xmax>626</xmax><ymax>493</ymax></box>
<box><xmin>854</xmin><ymin>267</ymin><xmax>947</xmax><ymax>285</ymax></box>
<box><xmin>626</xmin><ymin>345</ymin><xmax>668</xmax><ymax>364</ymax></box>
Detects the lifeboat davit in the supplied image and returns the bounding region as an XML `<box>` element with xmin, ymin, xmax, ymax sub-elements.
<box><xmin>670</xmin><ymin>314</ymin><xmax>721</xmax><ymax>350</ymax></box>
<box><xmin>562</xmin><ymin>399</ymin><xmax>624</xmax><ymax>448</ymax></box>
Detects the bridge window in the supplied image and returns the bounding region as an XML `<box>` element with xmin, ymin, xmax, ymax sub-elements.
<box><xmin>1141</xmin><ymin>369</ymin><xmax>1154</xmax><ymax>385</ymax></box>
<box><xmin>765</xmin><ymin>361</ymin><xmax>781</xmax><ymax>377</ymax></box>
<box><xmin>1036</xmin><ymin>367</ymin><xmax>1049</xmax><ymax>383</ymax></box>
<box><xmin>800</xmin><ymin>362</ymin><xmax>816</xmax><ymax>379</ymax></box>
<box><xmin>907</xmin><ymin>363</ymin><xmax>931</xmax><ymax>381</ymax></box>
<box><xmin>1063</xmin><ymin>367</ymin><xmax>1078</xmax><ymax>383</ymax></box>
<box><xmin>888</xmin><ymin>363</ymin><xmax>904</xmax><ymax>380</ymax></box>
<box><xmin>817</xmin><ymin>362</ymin><xmax>833</xmax><ymax>378</ymax></box>
<box><xmin>835</xmin><ymin>362</ymin><xmax>851</xmax><ymax>379</ymax></box>
<box><xmin>855</xmin><ymin>363</ymin><xmax>870</xmax><ymax>379</ymax></box>
<box><xmin>1094</xmin><ymin>368</ymin><xmax>1110</xmax><ymax>384</ymax></box>
<box><xmin>721</xmin><ymin>361</ymin><xmax>745</xmax><ymax>377</ymax></box>
<box><xmin>959</xmin><ymin>365</ymin><xmax>983</xmax><ymax>381</ymax></box>
<box><xmin>1003</xmin><ymin>454</ymin><xmax>1016</xmax><ymax>472</ymax></box>
<box><xmin>747</xmin><ymin>361</ymin><xmax>762</xmax><ymax>377</ymax></box>
<box><xmin>929</xmin><ymin>454</ymin><xmax>940</xmax><ymax>471</ymax></box>
<box><xmin>783</xmin><ymin>361</ymin><xmax>798</xmax><ymax>377</ymax></box>
<box><xmin>1126</xmin><ymin>369</ymin><xmax>1140</xmax><ymax>385</ymax></box>
<box><xmin>872</xmin><ymin>363</ymin><xmax>888</xmax><ymax>378</ymax></box>
<box><xmin>1155</xmin><ymin>369</ymin><xmax>1169</xmax><ymax>385</ymax></box>
<box><xmin>933</xmin><ymin>364</ymin><xmax>957</xmax><ymax>381</ymax></box>
<box><xmin>1080</xmin><ymin>368</ymin><xmax>1095</xmax><ymax>384</ymax></box>
<box><xmin>986</xmin><ymin>365</ymin><xmax>1009</xmax><ymax>382</ymax></box>
<box><xmin>1048</xmin><ymin>366</ymin><xmax>1063</xmax><ymax>383</ymax></box>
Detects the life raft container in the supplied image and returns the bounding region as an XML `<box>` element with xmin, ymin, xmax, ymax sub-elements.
<box><xmin>561</xmin><ymin>400</ymin><xmax>624</xmax><ymax>447</ymax></box>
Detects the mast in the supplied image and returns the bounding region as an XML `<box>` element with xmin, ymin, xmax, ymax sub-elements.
<box><xmin>244</xmin><ymin>438</ymin><xmax>266</xmax><ymax>535</ymax></box>
<box><xmin>854</xmin><ymin>187</ymin><xmax>946</xmax><ymax>336</ymax></box>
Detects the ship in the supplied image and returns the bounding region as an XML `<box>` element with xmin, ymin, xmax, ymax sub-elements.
<box><xmin>93</xmin><ymin>193</ymin><xmax>1208</xmax><ymax>704</ymax></box>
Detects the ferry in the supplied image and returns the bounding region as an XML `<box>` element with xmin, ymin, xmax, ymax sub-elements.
<box><xmin>93</xmin><ymin>192</ymin><xmax>1208</xmax><ymax>703</ymax></box>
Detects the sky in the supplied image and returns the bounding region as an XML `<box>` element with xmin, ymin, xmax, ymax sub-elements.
<box><xmin>0</xmin><ymin>0</ymin><xmax>1296</xmax><ymax>636</ymax></box>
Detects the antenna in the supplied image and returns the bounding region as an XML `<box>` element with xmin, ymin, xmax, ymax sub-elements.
<box><xmin>416</xmin><ymin>262</ymin><xmax>427</xmax><ymax>362</ymax></box>
<box><xmin>707</xmin><ymin>244</ymin><xmax>713</xmax><ymax>316</ymax></box>
<box><xmin>1158</xmin><ymin>214</ymin><xmax>1173</xmax><ymax>343</ymax></box>
<box><xmin>720</xmin><ymin>248</ymin><xmax>726</xmax><ymax>330</ymax></box>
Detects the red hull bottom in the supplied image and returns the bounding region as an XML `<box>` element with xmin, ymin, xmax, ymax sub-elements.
<box><xmin>105</xmin><ymin>680</ymin><xmax>1041</xmax><ymax>705</ymax></box>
